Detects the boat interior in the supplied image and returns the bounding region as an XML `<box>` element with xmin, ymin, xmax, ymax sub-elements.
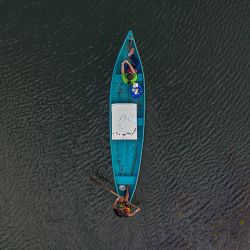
<box><xmin>110</xmin><ymin>32</ymin><xmax>145</xmax><ymax>200</ymax></box>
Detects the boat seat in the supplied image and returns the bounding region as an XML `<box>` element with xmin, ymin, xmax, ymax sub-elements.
<box><xmin>115</xmin><ymin>176</ymin><xmax>137</xmax><ymax>185</ymax></box>
<box><xmin>112</xmin><ymin>74</ymin><xmax>143</xmax><ymax>83</ymax></box>
<box><xmin>137</xmin><ymin>118</ymin><xmax>143</xmax><ymax>126</ymax></box>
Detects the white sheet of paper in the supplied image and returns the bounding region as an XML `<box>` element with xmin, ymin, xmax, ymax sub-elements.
<box><xmin>112</xmin><ymin>103</ymin><xmax>137</xmax><ymax>140</ymax></box>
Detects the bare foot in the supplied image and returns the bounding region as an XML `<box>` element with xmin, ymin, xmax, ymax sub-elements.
<box><xmin>128</xmin><ymin>48</ymin><xmax>135</xmax><ymax>57</ymax></box>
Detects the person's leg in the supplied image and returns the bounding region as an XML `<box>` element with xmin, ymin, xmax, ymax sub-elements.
<box><xmin>124</xmin><ymin>63</ymin><xmax>129</xmax><ymax>72</ymax></box>
<box><xmin>125</xmin><ymin>186</ymin><xmax>130</xmax><ymax>201</ymax></box>
<box><xmin>130</xmin><ymin>54</ymin><xmax>140</xmax><ymax>72</ymax></box>
<box><xmin>117</xmin><ymin>196</ymin><xmax>124</xmax><ymax>204</ymax></box>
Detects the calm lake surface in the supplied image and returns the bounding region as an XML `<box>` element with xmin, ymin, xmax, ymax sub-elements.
<box><xmin>0</xmin><ymin>0</ymin><xmax>250</xmax><ymax>249</ymax></box>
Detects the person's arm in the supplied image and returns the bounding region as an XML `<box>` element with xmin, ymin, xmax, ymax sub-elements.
<box><xmin>127</xmin><ymin>208</ymin><xmax>141</xmax><ymax>217</ymax></box>
<box><xmin>112</xmin><ymin>196</ymin><xmax>120</xmax><ymax>208</ymax></box>
<box><xmin>125</xmin><ymin>61</ymin><xmax>136</xmax><ymax>74</ymax></box>
<box><xmin>121</xmin><ymin>61</ymin><xmax>125</xmax><ymax>74</ymax></box>
<box><xmin>121</xmin><ymin>74</ymin><xmax>128</xmax><ymax>83</ymax></box>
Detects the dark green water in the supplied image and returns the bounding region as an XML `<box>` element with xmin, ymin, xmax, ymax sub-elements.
<box><xmin>0</xmin><ymin>0</ymin><xmax>250</xmax><ymax>249</ymax></box>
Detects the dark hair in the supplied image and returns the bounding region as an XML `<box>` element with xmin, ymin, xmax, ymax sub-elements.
<box><xmin>113</xmin><ymin>208</ymin><xmax>124</xmax><ymax>217</ymax></box>
<box><xmin>126</xmin><ymin>73</ymin><xmax>133</xmax><ymax>81</ymax></box>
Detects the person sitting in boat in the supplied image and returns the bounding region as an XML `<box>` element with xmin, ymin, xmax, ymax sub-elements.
<box><xmin>127</xmin><ymin>47</ymin><xmax>140</xmax><ymax>72</ymax></box>
<box><xmin>121</xmin><ymin>48</ymin><xmax>139</xmax><ymax>84</ymax></box>
<box><xmin>121</xmin><ymin>60</ymin><xmax>137</xmax><ymax>84</ymax></box>
<box><xmin>112</xmin><ymin>186</ymin><xmax>141</xmax><ymax>217</ymax></box>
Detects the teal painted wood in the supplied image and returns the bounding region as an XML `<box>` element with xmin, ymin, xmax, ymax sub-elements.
<box><xmin>109</xmin><ymin>31</ymin><xmax>145</xmax><ymax>202</ymax></box>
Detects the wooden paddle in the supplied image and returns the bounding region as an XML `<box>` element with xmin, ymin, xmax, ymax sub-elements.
<box><xmin>89</xmin><ymin>176</ymin><xmax>140</xmax><ymax>210</ymax></box>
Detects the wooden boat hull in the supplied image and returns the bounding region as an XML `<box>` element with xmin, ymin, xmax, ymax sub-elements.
<box><xmin>109</xmin><ymin>31</ymin><xmax>145</xmax><ymax>201</ymax></box>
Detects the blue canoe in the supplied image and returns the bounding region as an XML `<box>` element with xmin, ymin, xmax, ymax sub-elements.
<box><xmin>109</xmin><ymin>31</ymin><xmax>145</xmax><ymax>202</ymax></box>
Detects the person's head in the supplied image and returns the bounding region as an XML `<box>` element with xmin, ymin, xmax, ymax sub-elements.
<box><xmin>113</xmin><ymin>208</ymin><xmax>125</xmax><ymax>217</ymax></box>
<box><xmin>126</xmin><ymin>73</ymin><xmax>133</xmax><ymax>82</ymax></box>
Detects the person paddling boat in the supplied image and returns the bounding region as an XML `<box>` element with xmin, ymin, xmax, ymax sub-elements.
<box><xmin>112</xmin><ymin>186</ymin><xmax>141</xmax><ymax>217</ymax></box>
